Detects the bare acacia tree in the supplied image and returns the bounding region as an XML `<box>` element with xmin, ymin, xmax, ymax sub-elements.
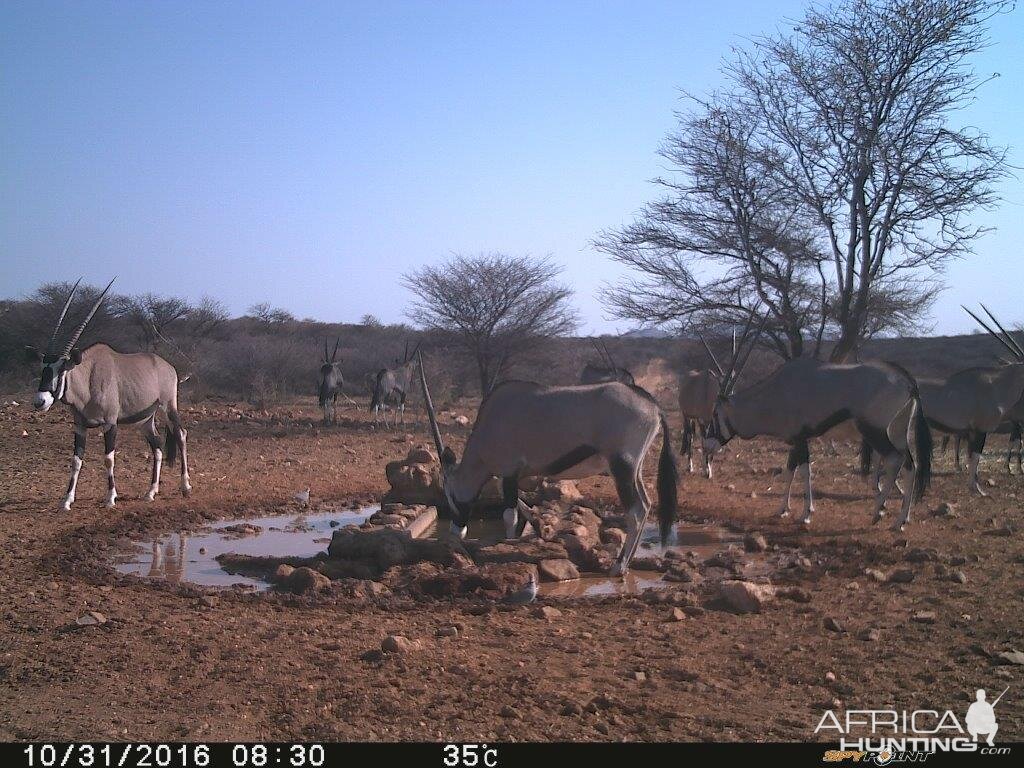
<box><xmin>247</xmin><ymin>301</ymin><xmax>295</xmax><ymax>330</ymax></box>
<box><xmin>602</xmin><ymin>0</ymin><xmax>1008</xmax><ymax>361</ymax></box>
<box><xmin>403</xmin><ymin>253</ymin><xmax>579</xmax><ymax>395</ymax></box>
<box><xmin>112</xmin><ymin>294</ymin><xmax>192</xmax><ymax>351</ymax></box>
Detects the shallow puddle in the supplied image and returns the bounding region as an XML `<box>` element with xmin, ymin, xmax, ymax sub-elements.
<box><xmin>115</xmin><ymin>507</ymin><xmax>377</xmax><ymax>590</ymax></box>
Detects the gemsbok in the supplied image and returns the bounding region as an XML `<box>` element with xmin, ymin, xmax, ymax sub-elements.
<box><xmin>704</xmin><ymin>357</ymin><xmax>932</xmax><ymax>530</ymax></box>
<box><xmin>370</xmin><ymin>341</ymin><xmax>420</xmax><ymax>427</ymax></box>
<box><xmin>417</xmin><ymin>351</ymin><xmax>678</xmax><ymax>576</ymax></box>
<box><xmin>915</xmin><ymin>305</ymin><xmax>1024</xmax><ymax>494</ymax></box>
<box><xmin>25</xmin><ymin>279</ymin><xmax>192</xmax><ymax>510</ymax></box>
<box><xmin>317</xmin><ymin>336</ymin><xmax>355</xmax><ymax>424</ymax></box>
<box><xmin>579</xmin><ymin>340</ymin><xmax>635</xmax><ymax>385</ymax></box>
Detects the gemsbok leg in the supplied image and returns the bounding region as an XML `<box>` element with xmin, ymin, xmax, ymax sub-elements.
<box><xmin>143</xmin><ymin>414</ymin><xmax>162</xmax><ymax>501</ymax></box>
<box><xmin>609</xmin><ymin>453</ymin><xmax>649</xmax><ymax>577</ymax></box>
<box><xmin>167</xmin><ymin>409</ymin><xmax>192</xmax><ymax>497</ymax></box>
<box><xmin>102</xmin><ymin>425</ymin><xmax>118</xmax><ymax>508</ymax></box>
<box><xmin>63</xmin><ymin>422</ymin><xmax>86</xmax><ymax>512</ymax></box>
<box><xmin>967</xmin><ymin>430</ymin><xmax>988</xmax><ymax>496</ymax></box>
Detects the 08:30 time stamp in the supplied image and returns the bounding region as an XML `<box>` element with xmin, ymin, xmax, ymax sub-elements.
<box><xmin>22</xmin><ymin>744</ymin><xmax>326</xmax><ymax>768</ymax></box>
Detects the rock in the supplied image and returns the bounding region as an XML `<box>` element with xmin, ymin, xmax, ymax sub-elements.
<box><xmin>949</xmin><ymin>570</ymin><xmax>968</xmax><ymax>584</ymax></box>
<box><xmin>474</xmin><ymin>540</ymin><xmax>568</xmax><ymax>565</ymax></box>
<box><xmin>904</xmin><ymin>547</ymin><xmax>938</xmax><ymax>563</ymax></box>
<box><xmin>538</xmin><ymin>479</ymin><xmax>582</xmax><ymax>503</ymax></box>
<box><xmin>911</xmin><ymin>611</ymin><xmax>937</xmax><ymax>624</ymax></box>
<box><xmin>284</xmin><ymin>566</ymin><xmax>331</xmax><ymax>594</ymax></box>
<box><xmin>857</xmin><ymin>628</ymin><xmax>880</xmax><ymax>642</ymax></box>
<box><xmin>864</xmin><ymin>568</ymin><xmax>887</xmax><ymax>582</ymax></box>
<box><xmin>600</xmin><ymin>527</ymin><xmax>627</xmax><ymax>549</ymax></box>
<box><xmin>743</xmin><ymin>533</ymin><xmax>769</xmax><ymax>553</ymax></box>
<box><xmin>359</xmin><ymin>649</ymin><xmax>384</xmax><ymax>662</ymax></box>
<box><xmin>538</xmin><ymin>559</ymin><xmax>580</xmax><ymax>582</ymax></box>
<box><xmin>718</xmin><ymin>580</ymin><xmax>775</xmax><ymax>614</ymax></box>
<box><xmin>630</xmin><ymin>555</ymin><xmax>665</xmax><ymax>572</ymax></box>
<box><xmin>594</xmin><ymin>721</ymin><xmax>609</xmax><ymax>735</ymax></box>
<box><xmin>667</xmin><ymin>607</ymin><xmax>686</xmax><ymax>622</ymax></box>
<box><xmin>633</xmin><ymin>671</ymin><xmax>647</xmax><ymax>683</ymax></box>
<box><xmin>435</xmin><ymin>625</ymin><xmax>459</xmax><ymax>638</ymax></box>
<box><xmin>75</xmin><ymin>611</ymin><xmax>107</xmax><ymax>627</ymax></box>
<box><xmin>888</xmin><ymin>568</ymin><xmax>916</xmax><ymax>584</ymax></box>
<box><xmin>825</xmin><ymin>671</ymin><xmax>837</xmax><ymax>683</ymax></box>
<box><xmin>453</xmin><ymin>414</ymin><xmax>470</xmax><ymax>426</ymax></box>
<box><xmin>500</xmin><ymin>705</ymin><xmax>521</xmax><ymax>719</ymax></box>
<box><xmin>274</xmin><ymin>564</ymin><xmax>295</xmax><ymax>581</ymax></box>
<box><xmin>931</xmin><ymin>502</ymin><xmax>958</xmax><ymax>518</ymax></box>
<box><xmin>199</xmin><ymin>595</ymin><xmax>219</xmax><ymax>608</ymax></box>
<box><xmin>994</xmin><ymin>650</ymin><xmax>1024</xmax><ymax>666</ymax></box>
<box><xmin>560</xmin><ymin>702</ymin><xmax>583</xmax><ymax>716</ymax></box>
<box><xmin>776</xmin><ymin>586</ymin><xmax>812</xmax><ymax>603</ymax></box>
<box><xmin>532</xmin><ymin>605</ymin><xmax>562</xmax><ymax>621</ymax></box>
<box><xmin>824</xmin><ymin>617</ymin><xmax>844</xmax><ymax>633</ymax></box>
<box><xmin>406</xmin><ymin>445</ymin><xmax>437</xmax><ymax>464</ymax></box>
<box><xmin>381</xmin><ymin>634</ymin><xmax>420</xmax><ymax>653</ymax></box>
<box><xmin>20</xmin><ymin>430</ymin><xmax>28</xmax><ymax>437</ymax></box>
<box><xmin>986</xmin><ymin>478</ymin><xmax>996</xmax><ymax>487</ymax></box>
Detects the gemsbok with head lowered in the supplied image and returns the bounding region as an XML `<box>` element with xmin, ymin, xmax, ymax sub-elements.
<box><xmin>704</xmin><ymin>356</ymin><xmax>932</xmax><ymax>530</ymax></box>
<box><xmin>25</xmin><ymin>278</ymin><xmax>192</xmax><ymax>511</ymax></box>
<box><xmin>370</xmin><ymin>341</ymin><xmax>420</xmax><ymax>427</ymax></box>
<box><xmin>417</xmin><ymin>351</ymin><xmax>678</xmax><ymax>576</ymax></box>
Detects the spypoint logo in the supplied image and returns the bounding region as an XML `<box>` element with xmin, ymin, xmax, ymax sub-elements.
<box><xmin>816</xmin><ymin>686</ymin><xmax>1011</xmax><ymax>758</ymax></box>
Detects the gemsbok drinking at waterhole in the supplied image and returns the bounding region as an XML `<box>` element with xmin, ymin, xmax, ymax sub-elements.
<box><xmin>25</xmin><ymin>278</ymin><xmax>192</xmax><ymax>511</ymax></box>
<box><xmin>417</xmin><ymin>351</ymin><xmax>678</xmax><ymax>576</ymax></box>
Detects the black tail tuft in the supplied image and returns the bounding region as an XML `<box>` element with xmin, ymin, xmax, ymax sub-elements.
<box><xmin>681</xmin><ymin>418</ymin><xmax>693</xmax><ymax>457</ymax></box>
<box><xmin>913</xmin><ymin>397</ymin><xmax>932</xmax><ymax>501</ymax></box>
<box><xmin>859</xmin><ymin>438</ymin><xmax>873</xmax><ymax>477</ymax></box>
<box><xmin>657</xmin><ymin>415</ymin><xmax>679</xmax><ymax>544</ymax></box>
<box><xmin>164</xmin><ymin>424</ymin><xmax>178</xmax><ymax>467</ymax></box>
<box><xmin>369</xmin><ymin>369</ymin><xmax>386</xmax><ymax>411</ymax></box>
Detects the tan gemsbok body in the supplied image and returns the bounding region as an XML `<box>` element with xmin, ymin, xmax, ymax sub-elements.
<box><xmin>705</xmin><ymin>357</ymin><xmax>932</xmax><ymax>530</ymax></box>
<box><xmin>25</xmin><ymin>279</ymin><xmax>191</xmax><ymax>510</ymax></box>
<box><xmin>678</xmin><ymin>369</ymin><xmax>719</xmax><ymax>476</ymax></box>
<box><xmin>418</xmin><ymin>352</ymin><xmax>678</xmax><ymax>576</ymax></box>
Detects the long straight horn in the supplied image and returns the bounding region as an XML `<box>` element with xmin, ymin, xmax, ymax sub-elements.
<box><xmin>697</xmin><ymin>333</ymin><xmax>725</xmax><ymax>377</ymax></box>
<box><xmin>721</xmin><ymin>312</ymin><xmax>756</xmax><ymax>392</ymax></box>
<box><xmin>323</xmin><ymin>337</ymin><xmax>329</xmax><ymax>363</ymax></box>
<box><xmin>980</xmin><ymin>303</ymin><xmax>1024</xmax><ymax>359</ymax></box>
<box><xmin>963</xmin><ymin>306</ymin><xmax>1023</xmax><ymax>361</ymax></box>
<box><xmin>410</xmin><ymin>340</ymin><xmax>422</xmax><ymax>361</ymax></box>
<box><xmin>45</xmin><ymin>277</ymin><xmax>83</xmax><ymax>357</ymax></box>
<box><xmin>403</xmin><ymin>340</ymin><xmax>410</xmax><ymax>363</ymax></box>
<box><xmin>727</xmin><ymin>314</ymin><xmax>768</xmax><ymax>393</ymax></box>
<box><xmin>417</xmin><ymin>350</ymin><xmax>446</xmax><ymax>461</ymax></box>
<box><xmin>331</xmin><ymin>336</ymin><xmax>341</xmax><ymax>363</ymax></box>
<box><xmin>591</xmin><ymin>339</ymin><xmax>607</xmax><ymax>366</ymax></box>
<box><xmin>602</xmin><ymin>340</ymin><xmax>617</xmax><ymax>371</ymax></box>
<box><xmin>61</xmin><ymin>277</ymin><xmax>115</xmax><ymax>357</ymax></box>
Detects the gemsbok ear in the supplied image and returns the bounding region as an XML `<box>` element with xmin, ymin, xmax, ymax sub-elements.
<box><xmin>69</xmin><ymin>348</ymin><xmax>84</xmax><ymax>366</ymax></box>
<box><xmin>441</xmin><ymin>446</ymin><xmax>458</xmax><ymax>467</ymax></box>
<box><xmin>24</xmin><ymin>346</ymin><xmax>42</xmax><ymax>363</ymax></box>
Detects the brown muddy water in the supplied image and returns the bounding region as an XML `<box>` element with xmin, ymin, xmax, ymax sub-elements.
<box><xmin>116</xmin><ymin>509</ymin><xmax>758</xmax><ymax>596</ymax></box>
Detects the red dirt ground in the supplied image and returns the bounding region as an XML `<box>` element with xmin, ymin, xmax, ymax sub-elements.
<box><xmin>0</xmin><ymin>395</ymin><xmax>1021</xmax><ymax>742</ymax></box>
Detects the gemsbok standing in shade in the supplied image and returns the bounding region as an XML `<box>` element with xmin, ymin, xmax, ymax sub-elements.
<box><xmin>417</xmin><ymin>351</ymin><xmax>678</xmax><ymax>576</ymax></box>
<box><xmin>704</xmin><ymin>354</ymin><xmax>932</xmax><ymax>530</ymax></box>
<box><xmin>25</xmin><ymin>278</ymin><xmax>192</xmax><ymax>510</ymax></box>
<box><xmin>370</xmin><ymin>341</ymin><xmax>420</xmax><ymax>428</ymax></box>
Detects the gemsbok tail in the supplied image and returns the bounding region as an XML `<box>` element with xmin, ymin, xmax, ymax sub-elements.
<box><xmin>369</xmin><ymin>369</ymin><xmax>386</xmax><ymax>412</ymax></box>
<box><xmin>164</xmin><ymin>423</ymin><xmax>178</xmax><ymax>466</ymax></box>
<box><xmin>859</xmin><ymin>438</ymin><xmax>873</xmax><ymax>477</ymax></box>
<box><xmin>912</xmin><ymin>394</ymin><xmax>932</xmax><ymax>501</ymax></box>
<box><xmin>657</xmin><ymin>415</ymin><xmax>679</xmax><ymax>544</ymax></box>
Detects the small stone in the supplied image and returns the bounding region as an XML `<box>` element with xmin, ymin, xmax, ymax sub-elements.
<box><xmin>359</xmin><ymin>649</ymin><xmax>384</xmax><ymax>662</ymax></box>
<box><xmin>718</xmin><ymin>580</ymin><xmax>775</xmax><ymax>613</ymax></box>
<box><xmin>994</xmin><ymin>650</ymin><xmax>1024</xmax><ymax>666</ymax></box>
<box><xmin>538</xmin><ymin>559</ymin><xmax>580</xmax><ymax>582</ymax></box>
<box><xmin>726</xmin><ymin>483</ymin><xmax>736</xmax><ymax>492</ymax></box>
<box><xmin>743</xmin><ymin>533</ymin><xmax>769</xmax><ymax>553</ymax></box>
<box><xmin>381</xmin><ymin>635</ymin><xmax>420</xmax><ymax>653</ymax></box>
<box><xmin>857</xmin><ymin>628</ymin><xmax>880</xmax><ymax>642</ymax></box>
<box><xmin>75</xmin><ymin>611</ymin><xmax>107</xmax><ymax>627</ymax></box>
<box><xmin>986</xmin><ymin>478</ymin><xmax>996</xmax><ymax>487</ymax></box>
<box><xmin>500</xmin><ymin>705</ymin><xmax>521</xmax><ymax>719</ymax></box>
<box><xmin>20</xmin><ymin>430</ymin><xmax>28</xmax><ymax>438</ymax></box>
<box><xmin>435</xmin><ymin>626</ymin><xmax>459</xmax><ymax>638</ymax></box>
<box><xmin>199</xmin><ymin>595</ymin><xmax>219</xmax><ymax>608</ymax></box>
<box><xmin>864</xmin><ymin>568</ymin><xmax>887</xmax><ymax>582</ymax></box>
<box><xmin>825</xmin><ymin>671</ymin><xmax>837</xmax><ymax>683</ymax></box>
<box><xmin>633</xmin><ymin>671</ymin><xmax>647</xmax><ymax>683</ymax></box>
<box><xmin>911</xmin><ymin>611</ymin><xmax>937</xmax><ymax>624</ymax></box>
<box><xmin>532</xmin><ymin>606</ymin><xmax>562</xmax><ymax>621</ymax></box>
<box><xmin>594</xmin><ymin>721</ymin><xmax>609</xmax><ymax>735</ymax></box>
<box><xmin>824</xmin><ymin>617</ymin><xmax>844</xmax><ymax>633</ymax></box>
<box><xmin>949</xmin><ymin>570</ymin><xmax>968</xmax><ymax>584</ymax></box>
<box><xmin>667</xmin><ymin>607</ymin><xmax>686</xmax><ymax>622</ymax></box>
<box><xmin>931</xmin><ymin>502</ymin><xmax>957</xmax><ymax>518</ymax></box>
<box><xmin>274</xmin><ymin>564</ymin><xmax>295</xmax><ymax>581</ymax></box>
<box><xmin>888</xmin><ymin>568</ymin><xmax>916</xmax><ymax>584</ymax></box>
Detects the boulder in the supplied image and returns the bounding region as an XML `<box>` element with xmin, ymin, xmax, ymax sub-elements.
<box><xmin>718</xmin><ymin>580</ymin><xmax>775</xmax><ymax>614</ymax></box>
<box><xmin>381</xmin><ymin>635</ymin><xmax>421</xmax><ymax>653</ymax></box>
<box><xmin>283</xmin><ymin>566</ymin><xmax>331</xmax><ymax>594</ymax></box>
<box><xmin>538</xmin><ymin>559</ymin><xmax>580</xmax><ymax>582</ymax></box>
<box><xmin>406</xmin><ymin>445</ymin><xmax>437</xmax><ymax>464</ymax></box>
<box><xmin>383</xmin><ymin>458</ymin><xmax>443</xmax><ymax>505</ymax></box>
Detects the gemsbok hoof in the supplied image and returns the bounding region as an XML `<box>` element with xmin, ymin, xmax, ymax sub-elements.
<box><xmin>872</xmin><ymin>512</ymin><xmax>885</xmax><ymax>524</ymax></box>
<box><xmin>143</xmin><ymin>490</ymin><xmax>157</xmax><ymax>502</ymax></box>
<box><xmin>777</xmin><ymin>509</ymin><xmax>790</xmax><ymax>519</ymax></box>
<box><xmin>609</xmin><ymin>561</ymin><xmax>628</xmax><ymax>578</ymax></box>
<box><xmin>892</xmin><ymin>522</ymin><xmax>907</xmax><ymax>532</ymax></box>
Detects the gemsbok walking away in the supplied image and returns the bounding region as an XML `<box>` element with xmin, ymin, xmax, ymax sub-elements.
<box><xmin>25</xmin><ymin>278</ymin><xmax>192</xmax><ymax>510</ymax></box>
<box><xmin>704</xmin><ymin>357</ymin><xmax>932</xmax><ymax>530</ymax></box>
<box><xmin>417</xmin><ymin>351</ymin><xmax>678</xmax><ymax>576</ymax></box>
<box><xmin>370</xmin><ymin>341</ymin><xmax>420</xmax><ymax>428</ymax></box>
<box><xmin>317</xmin><ymin>336</ymin><xmax>355</xmax><ymax>424</ymax></box>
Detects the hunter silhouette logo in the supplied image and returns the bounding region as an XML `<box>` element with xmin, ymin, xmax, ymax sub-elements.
<box><xmin>965</xmin><ymin>686</ymin><xmax>1007</xmax><ymax>746</ymax></box>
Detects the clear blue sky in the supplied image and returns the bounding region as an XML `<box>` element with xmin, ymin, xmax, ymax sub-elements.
<box><xmin>2</xmin><ymin>0</ymin><xmax>1021</xmax><ymax>335</ymax></box>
